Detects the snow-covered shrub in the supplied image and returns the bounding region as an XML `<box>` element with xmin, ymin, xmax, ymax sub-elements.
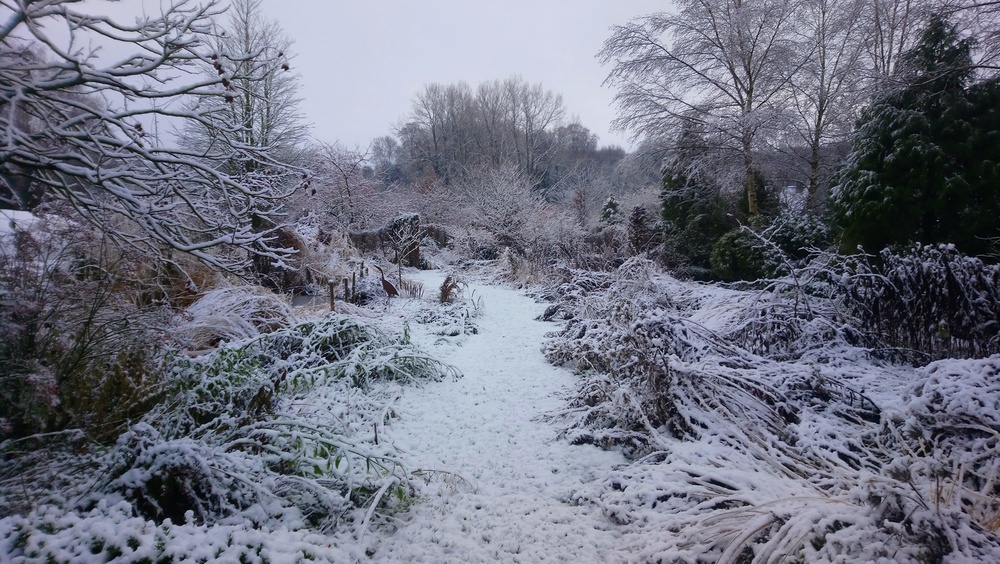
<box><xmin>534</xmin><ymin>266</ymin><xmax>611</xmax><ymax>322</ymax></box>
<box><xmin>0</xmin><ymin>210</ymin><xmax>169</xmax><ymax>441</ymax></box>
<box><xmin>462</xmin><ymin>164</ymin><xmax>546</xmax><ymax>253</ymax></box>
<box><xmin>1</xmin><ymin>306</ymin><xmax>459</xmax><ymax>555</ymax></box>
<box><xmin>722</xmin><ymin>258</ymin><xmax>874</xmax><ymax>361</ymax></box>
<box><xmin>599</xmin><ymin>195</ymin><xmax>623</xmax><ymax>225</ymax></box>
<box><xmin>543</xmin><ymin>259</ymin><xmax>800</xmax><ymax>456</ymax></box>
<box><xmin>103</xmin><ymin>315</ymin><xmax>457</xmax><ymax>527</ymax></box>
<box><xmin>289</xmin><ymin>211</ymin><xmax>357</xmax><ymax>284</ymax></box>
<box><xmin>439</xmin><ymin>274</ymin><xmax>462</xmax><ymax>303</ymax></box>
<box><xmin>840</xmin><ymin>244</ymin><xmax>1000</xmax><ymax>362</ymax></box>
<box><xmin>764</xmin><ymin>212</ymin><xmax>833</xmax><ymax>263</ymax></box>
<box><xmin>251</xmin><ymin>316</ymin><xmax>461</xmax><ymax>388</ymax></box>
<box><xmin>497</xmin><ymin>246</ymin><xmax>555</xmax><ymax>287</ymax></box>
<box><xmin>411</xmin><ymin>304</ymin><xmax>481</xmax><ymax>341</ymax></box>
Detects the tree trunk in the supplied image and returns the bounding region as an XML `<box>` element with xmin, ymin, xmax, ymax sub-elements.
<box><xmin>743</xmin><ymin>140</ymin><xmax>759</xmax><ymax>216</ymax></box>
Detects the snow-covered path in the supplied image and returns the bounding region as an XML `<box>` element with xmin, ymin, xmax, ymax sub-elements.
<box><xmin>369</xmin><ymin>272</ymin><xmax>629</xmax><ymax>562</ymax></box>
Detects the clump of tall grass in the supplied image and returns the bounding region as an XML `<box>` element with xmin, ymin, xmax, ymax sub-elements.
<box><xmin>541</xmin><ymin>257</ymin><xmax>1000</xmax><ymax>561</ymax></box>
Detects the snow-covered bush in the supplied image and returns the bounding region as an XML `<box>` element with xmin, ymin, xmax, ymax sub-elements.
<box><xmin>764</xmin><ymin>212</ymin><xmax>833</xmax><ymax>263</ymax></box>
<box><xmin>840</xmin><ymin>244</ymin><xmax>1000</xmax><ymax>362</ymax></box>
<box><xmin>439</xmin><ymin>274</ymin><xmax>462</xmax><ymax>303</ymax></box>
<box><xmin>710</xmin><ymin>228</ymin><xmax>785</xmax><ymax>281</ymax></box>
<box><xmin>172</xmin><ymin>285</ymin><xmax>297</xmax><ymax>350</ymax></box>
<box><xmin>0</xmin><ymin>210</ymin><xmax>169</xmax><ymax>441</ymax></box>
<box><xmin>289</xmin><ymin>211</ymin><xmax>358</xmax><ymax>286</ymax></box>
<box><xmin>105</xmin><ymin>315</ymin><xmax>458</xmax><ymax>526</ymax></box>
<box><xmin>462</xmin><ymin>164</ymin><xmax>545</xmax><ymax>253</ymax></box>
<box><xmin>544</xmin><ymin>259</ymin><xmax>804</xmax><ymax>457</ymax></box>
<box><xmin>1</xmin><ymin>311</ymin><xmax>459</xmax><ymax>558</ymax></box>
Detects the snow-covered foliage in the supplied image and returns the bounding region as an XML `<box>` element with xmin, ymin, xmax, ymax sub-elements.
<box><xmin>0</xmin><ymin>501</ymin><xmax>361</xmax><ymax>562</ymax></box>
<box><xmin>0</xmin><ymin>310</ymin><xmax>459</xmax><ymax>560</ymax></box>
<box><xmin>462</xmin><ymin>164</ymin><xmax>548</xmax><ymax>253</ymax></box>
<box><xmin>840</xmin><ymin>244</ymin><xmax>1000</xmax><ymax>362</ymax></box>
<box><xmin>0</xmin><ymin>208</ymin><xmax>172</xmax><ymax>441</ymax></box>
<box><xmin>105</xmin><ymin>316</ymin><xmax>456</xmax><ymax>526</ymax></box>
<box><xmin>172</xmin><ymin>286</ymin><xmax>298</xmax><ymax>350</ymax></box>
<box><xmin>540</xmin><ymin>257</ymin><xmax>1000</xmax><ymax>561</ymax></box>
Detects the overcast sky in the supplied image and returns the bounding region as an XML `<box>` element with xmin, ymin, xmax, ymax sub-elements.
<box><xmin>254</xmin><ymin>1</ymin><xmax>667</xmax><ymax>150</ymax></box>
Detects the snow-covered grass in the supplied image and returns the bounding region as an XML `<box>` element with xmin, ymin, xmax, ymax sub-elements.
<box><xmin>540</xmin><ymin>257</ymin><xmax>1000</xmax><ymax>562</ymax></box>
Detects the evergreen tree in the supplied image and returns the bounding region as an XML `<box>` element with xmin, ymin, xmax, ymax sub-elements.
<box><xmin>627</xmin><ymin>205</ymin><xmax>658</xmax><ymax>255</ymax></box>
<box><xmin>833</xmin><ymin>15</ymin><xmax>1000</xmax><ymax>257</ymax></box>
<box><xmin>600</xmin><ymin>196</ymin><xmax>623</xmax><ymax>225</ymax></box>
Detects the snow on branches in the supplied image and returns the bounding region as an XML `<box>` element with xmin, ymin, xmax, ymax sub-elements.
<box><xmin>0</xmin><ymin>0</ymin><xmax>307</xmax><ymax>273</ymax></box>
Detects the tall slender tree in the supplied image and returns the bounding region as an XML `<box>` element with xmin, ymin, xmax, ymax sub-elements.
<box><xmin>182</xmin><ymin>0</ymin><xmax>307</xmax><ymax>175</ymax></box>
<box><xmin>787</xmin><ymin>0</ymin><xmax>869</xmax><ymax>210</ymax></box>
<box><xmin>600</xmin><ymin>0</ymin><xmax>805</xmax><ymax>216</ymax></box>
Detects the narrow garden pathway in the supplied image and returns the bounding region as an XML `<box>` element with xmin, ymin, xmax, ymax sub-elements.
<box><xmin>368</xmin><ymin>272</ymin><xmax>629</xmax><ymax>562</ymax></box>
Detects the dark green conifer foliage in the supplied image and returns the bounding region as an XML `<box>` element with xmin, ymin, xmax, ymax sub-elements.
<box><xmin>833</xmin><ymin>15</ymin><xmax>1000</xmax><ymax>257</ymax></box>
<box><xmin>600</xmin><ymin>196</ymin><xmax>623</xmax><ymax>225</ymax></box>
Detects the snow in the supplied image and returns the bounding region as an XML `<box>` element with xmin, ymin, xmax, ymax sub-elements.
<box><xmin>3</xmin><ymin>263</ymin><xmax>999</xmax><ymax>562</ymax></box>
<box><xmin>366</xmin><ymin>270</ymin><xmax>629</xmax><ymax>562</ymax></box>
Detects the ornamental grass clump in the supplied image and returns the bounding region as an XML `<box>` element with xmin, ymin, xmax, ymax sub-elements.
<box><xmin>540</xmin><ymin>257</ymin><xmax>1000</xmax><ymax>561</ymax></box>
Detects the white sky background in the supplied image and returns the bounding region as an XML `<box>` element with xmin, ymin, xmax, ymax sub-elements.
<box><xmin>254</xmin><ymin>1</ymin><xmax>668</xmax><ymax>150</ymax></box>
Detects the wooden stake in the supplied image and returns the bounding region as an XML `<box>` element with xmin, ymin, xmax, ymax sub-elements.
<box><xmin>328</xmin><ymin>280</ymin><xmax>336</xmax><ymax>312</ymax></box>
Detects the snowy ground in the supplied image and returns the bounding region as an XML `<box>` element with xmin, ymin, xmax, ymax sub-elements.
<box><xmin>4</xmin><ymin>263</ymin><xmax>996</xmax><ymax>562</ymax></box>
<box><xmin>365</xmin><ymin>270</ymin><xmax>630</xmax><ymax>562</ymax></box>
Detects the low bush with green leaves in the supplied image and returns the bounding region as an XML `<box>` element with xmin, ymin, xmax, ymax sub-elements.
<box><xmin>1</xmin><ymin>310</ymin><xmax>459</xmax><ymax>558</ymax></box>
<box><xmin>710</xmin><ymin>228</ymin><xmax>785</xmax><ymax>281</ymax></box>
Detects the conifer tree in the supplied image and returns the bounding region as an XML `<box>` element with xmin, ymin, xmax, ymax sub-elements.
<box><xmin>600</xmin><ymin>196</ymin><xmax>622</xmax><ymax>225</ymax></box>
<box><xmin>833</xmin><ymin>15</ymin><xmax>1000</xmax><ymax>257</ymax></box>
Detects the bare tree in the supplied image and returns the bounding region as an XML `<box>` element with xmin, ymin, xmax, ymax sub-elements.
<box><xmin>474</xmin><ymin>79</ymin><xmax>515</xmax><ymax>167</ymax></box>
<box><xmin>398</xmin><ymin>76</ymin><xmax>566</xmax><ymax>190</ymax></box>
<box><xmin>181</xmin><ymin>0</ymin><xmax>308</xmax><ymax>173</ymax></box>
<box><xmin>788</xmin><ymin>0</ymin><xmax>870</xmax><ymax>210</ymax></box>
<box><xmin>600</xmin><ymin>0</ymin><xmax>805</xmax><ymax>216</ymax></box>
<box><xmin>504</xmin><ymin>76</ymin><xmax>565</xmax><ymax>185</ymax></box>
<box><xmin>0</xmin><ymin>0</ymin><xmax>305</xmax><ymax>273</ymax></box>
<box><xmin>866</xmin><ymin>0</ymin><xmax>933</xmax><ymax>88</ymax></box>
<box><xmin>941</xmin><ymin>0</ymin><xmax>1000</xmax><ymax>75</ymax></box>
<box><xmin>369</xmin><ymin>135</ymin><xmax>402</xmax><ymax>184</ymax></box>
<box><xmin>405</xmin><ymin>82</ymin><xmax>477</xmax><ymax>185</ymax></box>
<box><xmin>293</xmin><ymin>142</ymin><xmax>383</xmax><ymax>231</ymax></box>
